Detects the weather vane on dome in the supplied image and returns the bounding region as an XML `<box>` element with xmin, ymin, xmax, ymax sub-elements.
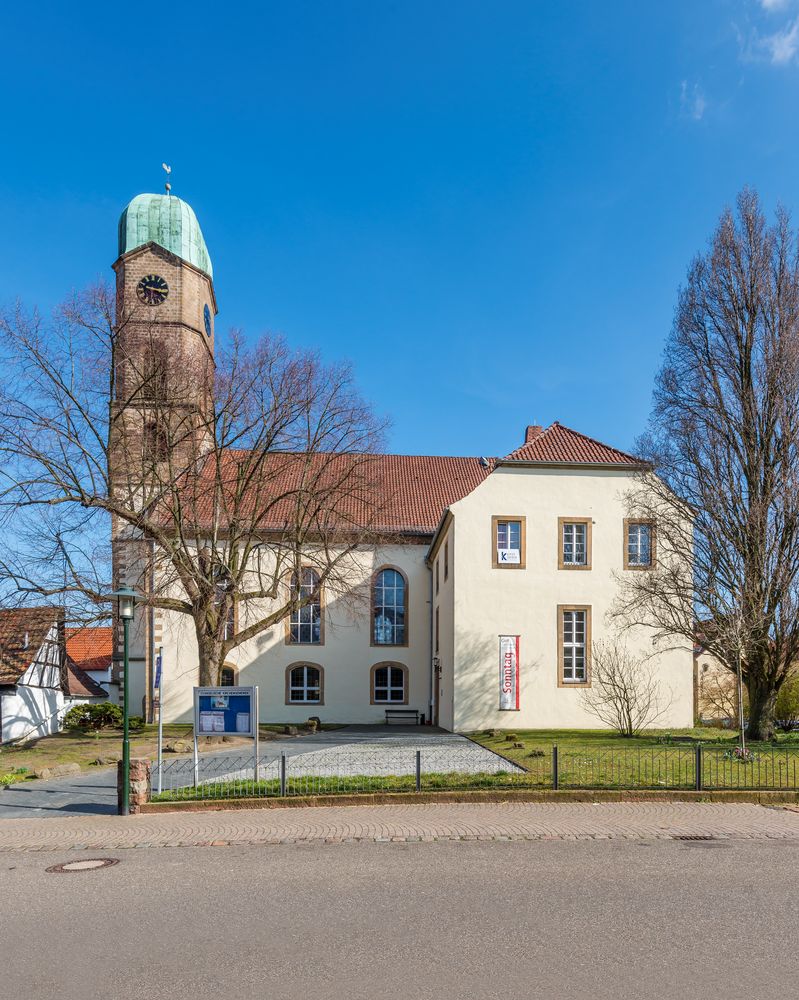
<box><xmin>162</xmin><ymin>162</ymin><xmax>172</xmax><ymax>196</ymax></box>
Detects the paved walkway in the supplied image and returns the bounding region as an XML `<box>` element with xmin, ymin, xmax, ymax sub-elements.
<box><xmin>0</xmin><ymin>801</ymin><xmax>797</xmax><ymax>851</ymax></box>
<box><xmin>0</xmin><ymin>726</ymin><xmax>505</xmax><ymax>819</ymax></box>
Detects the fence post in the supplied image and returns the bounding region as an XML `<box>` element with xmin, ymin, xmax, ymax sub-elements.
<box><xmin>415</xmin><ymin>749</ymin><xmax>421</xmax><ymax>792</ymax></box>
<box><xmin>552</xmin><ymin>744</ymin><xmax>559</xmax><ymax>791</ymax></box>
<box><xmin>280</xmin><ymin>753</ymin><xmax>287</xmax><ymax>797</ymax></box>
<box><xmin>695</xmin><ymin>743</ymin><xmax>703</xmax><ymax>791</ymax></box>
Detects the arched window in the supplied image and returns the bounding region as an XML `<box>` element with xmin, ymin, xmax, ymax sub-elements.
<box><xmin>371</xmin><ymin>663</ymin><xmax>408</xmax><ymax>705</ymax></box>
<box><xmin>286</xmin><ymin>663</ymin><xmax>323</xmax><ymax>704</ymax></box>
<box><xmin>289</xmin><ymin>568</ymin><xmax>322</xmax><ymax>644</ymax></box>
<box><xmin>220</xmin><ymin>664</ymin><xmax>237</xmax><ymax>687</ymax></box>
<box><xmin>143</xmin><ymin>420</ymin><xmax>169</xmax><ymax>463</ymax></box>
<box><xmin>372</xmin><ymin>568</ymin><xmax>407</xmax><ymax>646</ymax></box>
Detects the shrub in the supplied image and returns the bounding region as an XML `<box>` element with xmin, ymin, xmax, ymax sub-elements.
<box><xmin>776</xmin><ymin>675</ymin><xmax>799</xmax><ymax>731</ymax></box>
<box><xmin>63</xmin><ymin>702</ymin><xmax>123</xmax><ymax>732</ymax></box>
<box><xmin>128</xmin><ymin>715</ymin><xmax>145</xmax><ymax>733</ymax></box>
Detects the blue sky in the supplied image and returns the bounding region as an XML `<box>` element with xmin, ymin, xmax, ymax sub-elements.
<box><xmin>2</xmin><ymin>0</ymin><xmax>799</xmax><ymax>457</ymax></box>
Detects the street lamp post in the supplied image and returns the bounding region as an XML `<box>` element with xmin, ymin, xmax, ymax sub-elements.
<box><xmin>110</xmin><ymin>586</ymin><xmax>139</xmax><ymax>816</ymax></box>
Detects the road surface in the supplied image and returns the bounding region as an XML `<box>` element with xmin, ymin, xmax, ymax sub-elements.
<box><xmin>2</xmin><ymin>834</ymin><xmax>797</xmax><ymax>999</ymax></box>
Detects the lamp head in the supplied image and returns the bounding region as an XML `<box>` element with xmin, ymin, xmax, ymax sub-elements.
<box><xmin>109</xmin><ymin>585</ymin><xmax>140</xmax><ymax>621</ymax></box>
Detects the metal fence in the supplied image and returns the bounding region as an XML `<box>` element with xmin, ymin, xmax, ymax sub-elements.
<box><xmin>149</xmin><ymin>743</ymin><xmax>799</xmax><ymax>802</ymax></box>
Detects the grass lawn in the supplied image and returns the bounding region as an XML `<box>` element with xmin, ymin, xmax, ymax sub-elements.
<box><xmin>467</xmin><ymin>728</ymin><xmax>799</xmax><ymax>791</ymax></box>
<box><xmin>0</xmin><ymin>722</ymin><xmax>341</xmax><ymax>779</ymax></box>
<box><xmin>152</xmin><ymin>770</ymin><xmax>527</xmax><ymax>802</ymax></box>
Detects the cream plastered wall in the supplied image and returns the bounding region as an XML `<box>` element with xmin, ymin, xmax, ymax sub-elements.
<box><xmin>448</xmin><ymin>466</ymin><xmax>694</xmax><ymax>732</ymax></box>
<box><xmin>431</xmin><ymin>522</ymin><xmax>455</xmax><ymax>731</ymax></box>
<box><xmin>153</xmin><ymin>544</ymin><xmax>431</xmax><ymax>724</ymax></box>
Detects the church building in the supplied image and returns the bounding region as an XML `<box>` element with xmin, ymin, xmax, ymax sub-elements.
<box><xmin>111</xmin><ymin>192</ymin><xmax>694</xmax><ymax>732</ymax></box>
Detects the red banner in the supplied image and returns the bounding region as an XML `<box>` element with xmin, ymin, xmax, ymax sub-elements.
<box><xmin>499</xmin><ymin>635</ymin><xmax>520</xmax><ymax>711</ymax></box>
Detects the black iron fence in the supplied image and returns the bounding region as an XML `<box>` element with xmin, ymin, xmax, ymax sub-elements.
<box><xmin>149</xmin><ymin>743</ymin><xmax>799</xmax><ymax>803</ymax></box>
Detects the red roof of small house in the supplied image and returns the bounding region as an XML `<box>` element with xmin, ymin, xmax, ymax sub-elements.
<box><xmin>0</xmin><ymin>607</ymin><xmax>62</xmax><ymax>685</ymax></box>
<box><xmin>65</xmin><ymin>627</ymin><xmax>113</xmax><ymax>675</ymax></box>
<box><xmin>502</xmin><ymin>422</ymin><xmax>642</xmax><ymax>466</ymax></box>
<box><xmin>66</xmin><ymin>661</ymin><xmax>109</xmax><ymax>699</ymax></box>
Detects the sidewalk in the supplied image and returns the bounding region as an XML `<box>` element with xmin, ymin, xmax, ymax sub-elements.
<box><xmin>1</xmin><ymin>800</ymin><xmax>798</xmax><ymax>851</ymax></box>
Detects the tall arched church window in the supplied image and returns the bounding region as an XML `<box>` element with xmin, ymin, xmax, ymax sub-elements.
<box><xmin>220</xmin><ymin>665</ymin><xmax>237</xmax><ymax>687</ymax></box>
<box><xmin>372</xmin><ymin>568</ymin><xmax>407</xmax><ymax>646</ymax></box>
<box><xmin>289</xmin><ymin>568</ymin><xmax>322</xmax><ymax>644</ymax></box>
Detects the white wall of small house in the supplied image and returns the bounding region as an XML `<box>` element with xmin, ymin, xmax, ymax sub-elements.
<box><xmin>0</xmin><ymin>625</ymin><xmax>65</xmax><ymax>744</ymax></box>
<box><xmin>154</xmin><ymin>543</ymin><xmax>432</xmax><ymax>725</ymax></box>
<box><xmin>447</xmin><ymin>466</ymin><xmax>694</xmax><ymax>732</ymax></box>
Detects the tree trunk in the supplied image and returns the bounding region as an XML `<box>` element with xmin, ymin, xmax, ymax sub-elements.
<box><xmin>746</xmin><ymin>676</ymin><xmax>778</xmax><ymax>742</ymax></box>
<box><xmin>196</xmin><ymin>629</ymin><xmax>222</xmax><ymax>687</ymax></box>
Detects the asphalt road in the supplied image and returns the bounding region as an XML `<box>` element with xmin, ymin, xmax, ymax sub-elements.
<box><xmin>2</xmin><ymin>838</ymin><xmax>798</xmax><ymax>999</ymax></box>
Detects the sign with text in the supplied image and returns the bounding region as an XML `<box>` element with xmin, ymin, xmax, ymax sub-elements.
<box><xmin>496</xmin><ymin>548</ymin><xmax>520</xmax><ymax>565</ymax></box>
<box><xmin>193</xmin><ymin>686</ymin><xmax>257</xmax><ymax>738</ymax></box>
<box><xmin>498</xmin><ymin>636</ymin><xmax>520</xmax><ymax>711</ymax></box>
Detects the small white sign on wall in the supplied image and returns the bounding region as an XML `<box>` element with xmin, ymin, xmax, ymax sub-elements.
<box><xmin>497</xmin><ymin>548</ymin><xmax>520</xmax><ymax>565</ymax></box>
<box><xmin>499</xmin><ymin>635</ymin><xmax>520</xmax><ymax>711</ymax></box>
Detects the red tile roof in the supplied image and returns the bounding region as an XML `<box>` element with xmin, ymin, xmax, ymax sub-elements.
<box><xmin>65</xmin><ymin>627</ymin><xmax>113</xmax><ymax>675</ymax></box>
<box><xmin>176</xmin><ymin>450</ymin><xmax>493</xmax><ymax>536</ymax></box>
<box><xmin>167</xmin><ymin>423</ymin><xmax>636</xmax><ymax>537</ymax></box>
<box><xmin>502</xmin><ymin>422</ymin><xmax>641</xmax><ymax>466</ymax></box>
<box><xmin>0</xmin><ymin>608</ymin><xmax>62</xmax><ymax>685</ymax></box>
<box><xmin>66</xmin><ymin>661</ymin><xmax>109</xmax><ymax>699</ymax></box>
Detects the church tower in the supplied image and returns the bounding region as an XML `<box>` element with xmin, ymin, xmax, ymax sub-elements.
<box><xmin>110</xmin><ymin>192</ymin><xmax>217</xmax><ymax>718</ymax></box>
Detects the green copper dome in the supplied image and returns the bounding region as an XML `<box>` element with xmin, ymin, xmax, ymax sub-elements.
<box><xmin>118</xmin><ymin>193</ymin><xmax>213</xmax><ymax>278</ymax></box>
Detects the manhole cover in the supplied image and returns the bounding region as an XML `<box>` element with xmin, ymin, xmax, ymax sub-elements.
<box><xmin>46</xmin><ymin>858</ymin><xmax>119</xmax><ymax>873</ymax></box>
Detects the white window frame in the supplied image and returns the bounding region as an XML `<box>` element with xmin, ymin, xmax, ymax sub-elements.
<box><xmin>561</xmin><ymin>609</ymin><xmax>587</xmax><ymax>683</ymax></box>
<box><xmin>289</xmin><ymin>569</ymin><xmax>322</xmax><ymax>644</ymax></box>
<box><xmin>627</xmin><ymin>522</ymin><xmax>653</xmax><ymax>567</ymax></box>
<box><xmin>289</xmin><ymin>664</ymin><xmax>321</xmax><ymax>704</ymax></box>
<box><xmin>372</xmin><ymin>664</ymin><xmax>406</xmax><ymax>704</ymax></box>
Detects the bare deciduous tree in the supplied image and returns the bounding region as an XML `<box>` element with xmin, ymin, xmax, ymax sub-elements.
<box><xmin>0</xmin><ymin>283</ymin><xmax>387</xmax><ymax>692</ymax></box>
<box><xmin>582</xmin><ymin>640</ymin><xmax>672</xmax><ymax>737</ymax></box>
<box><xmin>617</xmin><ymin>188</ymin><xmax>799</xmax><ymax>740</ymax></box>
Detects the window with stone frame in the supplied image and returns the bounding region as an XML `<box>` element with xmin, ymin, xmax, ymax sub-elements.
<box><xmin>289</xmin><ymin>568</ymin><xmax>322</xmax><ymax>644</ymax></box>
<box><xmin>287</xmin><ymin>663</ymin><xmax>323</xmax><ymax>704</ymax></box>
<box><xmin>372</xmin><ymin>568</ymin><xmax>407</xmax><ymax>646</ymax></box>
<box><xmin>371</xmin><ymin>663</ymin><xmax>407</xmax><ymax>704</ymax></box>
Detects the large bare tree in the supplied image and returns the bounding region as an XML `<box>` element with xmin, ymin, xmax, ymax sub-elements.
<box><xmin>618</xmin><ymin>189</ymin><xmax>799</xmax><ymax>740</ymax></box>
<box><xmin>0</xmin><ymin>283</ymin><xmax>386</xmax><ymax>690</ymax></box>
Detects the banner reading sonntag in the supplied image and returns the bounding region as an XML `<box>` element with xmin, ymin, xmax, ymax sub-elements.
<box><xmin>499</xmin><ymin>635</ymin><xmax>520</xmax><ymax>711</ymax></box>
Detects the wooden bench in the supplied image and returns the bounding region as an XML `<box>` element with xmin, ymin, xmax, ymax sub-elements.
<box><xmin>385</xmin><ymin>708</ymin><xmax>420</xmax><ymax>726</ymax></box>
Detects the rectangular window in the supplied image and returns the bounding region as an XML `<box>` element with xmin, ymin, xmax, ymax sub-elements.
<box><xmin>558</xmin><ymin>606</ymin><xmax>591</xmax><ymax>685</ymax></box>
<box><xmin>435</xmin><ymin>606</ymin><xmax>439</xmax><ymax>653</ymax></box>
<box><xmin>559</xmin><ymin>518</ymin><xmax>591</xmax><ymax>569</ymax></box>
<box><xmin>444</xmin><ymin>540</ymin><xmax>449</xmax><ymax>581</ymax></box>
<box><xmin>624</xmin><ymin>520</ymin><xmax>655</xmax><ymax>569</ymax></box>
<box><xmin>436</xmin><ymin>558</ymin><xmax>440</xmax><ymax>595</ymax></box>
<box><xmin>288</xmin><ymin>569</ymin><xmax>323</xmax><ymax>644</ymax></box>
<box><xmin>492</xmin><ymin>516</ymin><xmax>526</xmax><ymax>569</ymax></box>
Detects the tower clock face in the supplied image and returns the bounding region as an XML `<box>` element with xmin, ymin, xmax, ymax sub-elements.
<box><xmin>204</xmin><ymin>303</ymin><xmax>212</xmax><ymax>337</ymax></box>
<box><xmin>136</xmin><ymin>274</ymin><xmax>169</xmax><ymax>306</ymax></box>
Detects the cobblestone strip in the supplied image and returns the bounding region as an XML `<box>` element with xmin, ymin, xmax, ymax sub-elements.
<box><xmin>1</xmin><ymin>802</ymin><xmax>799</xmax><ymax>851</ymax></box>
